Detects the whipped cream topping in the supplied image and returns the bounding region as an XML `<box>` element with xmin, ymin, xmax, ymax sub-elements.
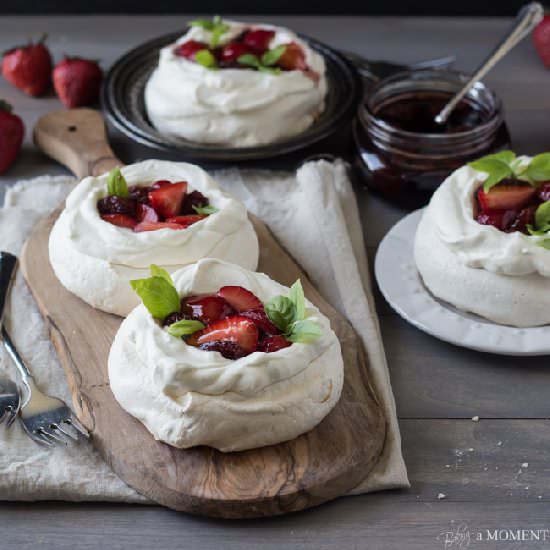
<box><xmin>49</xmin><ymin>160</ymin><xmax>259</xmax><ymax>316</ymax></box>
<box><xmin>144</xmin><ymin>20</ymin><xmax>327</xmax><ymax>147</ymax></box>
<box><xmin>427</xmin><ymin>159</ymin><xmax>550</xmax><ymax>278</ymax></box>
<box><xmin>108</xmin><ymin>259</ymin><xmax>344</xmax><ymax>451</ymax></box>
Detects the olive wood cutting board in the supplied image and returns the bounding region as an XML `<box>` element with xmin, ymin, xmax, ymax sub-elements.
<box><xmin>20</xmin><ymin>108</ymin><xmax>386</xmax><ymax>518</ymax></box>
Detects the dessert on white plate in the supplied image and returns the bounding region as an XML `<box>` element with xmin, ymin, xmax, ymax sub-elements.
<box><xmin>49</xmin><ymin>160</ymin><xmax>259</xmax><ymax>317</ymax></box>
<box><xmin>145</xmin><ymin>16</ymin><xmax>327</xmax><ymax>147</ymax></box>
<box><xmin>415</xmin><ymin>150</ymin><xmax>550</xmax><ymax>327</ymax></box>
<box><xmin>108</xmin><ymin>259</ymin><xmax>343</xmax><ymax>451</ymax></box>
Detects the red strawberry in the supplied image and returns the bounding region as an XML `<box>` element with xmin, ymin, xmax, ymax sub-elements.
<box><xmin>183</xmin><ymin>295</ymin><xmax>234</xmax><ymax>324</ymax></box>
<box><xmin>0</xmin><ymin>101</ymin><xmax>24</xmax><ymax>175</ymax></box>
<box><xmin>195</xmin><ymin>315</ymin><xmax>259</xmax><ymax>354</ymax></box>
<box><xmin>97</xmin><ymin>195</ymin><xmax>137</xmax><ymax>217</ymax></box>
<box><xmin>533</xmin><ymin>16</ymin><xmax>550</xmax><ymax>68</ymax></box>
<box><xmin>133</xmin><ymin>220</ymin><xmax>184</xmax><ymax>232</ymax></box>
<box><xmin>220</xmin><ymin>42</ymin><xmax>253</xmax><ymax>62</ymax></box>
<box><xmin>148</xmin><ymin>182</ymin><xmax>187</xmax><ymax>219</ymax></box>
<box><xmin>100</xmin><ymin>213</ymin><xmax>138</xmax><ymax>229</ymax></box>
<box><xmin>2</xmin><ymin>36</ymin><xmax>52</xmax><ymax>96</ymax></box>
<box><xmin>217</xmin><ymin>286</ymin><xmax>262</xmax><ymax>312</ymax></box>
<box><xmin>477</xmin><ymin>182</ymin><xmax>536</xmax><ymax>211</ymax></box>
<box><xmin>277</xmin><ymin>42</ymin><xmax>308</xmax><ymax>71</ymax></box>
<box><xmin>240</xmin><ymin>308</ymin><xmax>280</xmax><ymax>335</ymax></box>
<box><xmin>150</xmin><ymin>179</ymin><xmax>172</xmax><ymax>190</ymax></box>
<box><xmin>175</xmin><ymin>40</ymin><xmax>208</xmax><ymax>60</ymax></box>
<box><xmin>53</xmin><ymin>57</ymin><xmax>103</xmax><ymax>108</ymax></box>
<box><xmin>136</xmin><ymin>203</ymin><xmax>159</xmax><ymax>223</ymax></box>
<box><xmin>258</xmin><ymin>335</ymin><xmax>291</xmax><ymax>353</ymax></box>
<box><xmin>165</xmin><ymin>214</ymin><xmax>206</xmax><ymax>227</ymax></box>
<box><xmin>242</xmin><ymin>29</ymin><xmax>275</xmax><ymax>53</ymax></box>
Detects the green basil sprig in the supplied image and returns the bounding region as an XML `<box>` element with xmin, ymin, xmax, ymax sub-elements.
<box><xmin>469</xmin><ymin>151</ymin><xmax>550</xmax><ymax>192</ymax></box>
<box><xmin>107</xmin><ymin>167</ymin><xmax>129</xmax><ymax>198</ymax></box>
<box><xmin>130</xmin><ymin>265</ymin><xmax>180</xmax><ymax>320</ymax></box>
<box><xmin>265</xmin><ymin>280</ymin><xmax>322</xmax><ymax>344</ymax></box>
<box><xmin>237</xmin><ymin>45</ymin><xmax>286</xmax><ymax>74</ymax></box>
<box><xmin>190</xmin><ymin>15</ymin><xmax>229</xmax><ymax>47</ymax></box>
<box><xmin>192</xmin><ymin>204</ymin><xmax>218</xmax><ymax>215</ymax></box>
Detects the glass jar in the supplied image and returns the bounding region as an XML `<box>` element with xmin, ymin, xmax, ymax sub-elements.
<box><xmin>353</xmin><ymin>70</ymin><xmax>511</xmax><ymax>209</ymax></box>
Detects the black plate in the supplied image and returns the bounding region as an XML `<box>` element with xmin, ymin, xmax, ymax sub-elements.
<box><xmin>101</xmin><ymin>31</ymin><xmax>362</xmax><ymax>162</ymax></box>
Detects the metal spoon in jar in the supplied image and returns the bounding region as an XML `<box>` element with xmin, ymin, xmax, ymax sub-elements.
<box><xmin>434</xmin><ymin>2</ymin><xmax>544</xmax><ymax>126</ymax></box>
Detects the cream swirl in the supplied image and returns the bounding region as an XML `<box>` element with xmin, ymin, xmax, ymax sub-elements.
<box><xmin>49</xmin><ymin>160</ymin><xmax>259</xmax><ymax>316</ymax></box>
<box><xmin>108</xmin><ymin>259</ymin><xmax>344</xmax><ymax>451</ymax></box>
<box><xmin>144</xmin><ymin>20</ymin><xmax>327</xmax><ymax>147</ymax></box>
<box><xmin>428</xmin><ymin>160</ymin><xmax>550</xmax><ymax>277</ymax></box>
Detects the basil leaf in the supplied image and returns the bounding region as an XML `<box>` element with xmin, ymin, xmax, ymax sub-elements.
<box><xmin>237</xmin><ymin>53</ymin><xmax>261</xmax><ymax>68</ymax></box>
<box><xmin>261</xmin><ymin>45</ymin><xmax>286</xmax><ymax>67</ymax></box>
<box><xmin>468</xmin><ymin>158</ymin><xmax>512</xmax><ymax>192</ymax></box>
<box><xmin>149</xmin><ymin>264</ymin><xmax>173</xmax><ymax>285</ymax></box>
<box><xmin>534</xmin><ymin>201</ymin><xmax>550</xmax><ymax>232</ymax></box>
<box><xmin>166</xmin><ymin>319</ymin><xmax>205</xmax><ymax>337</ymax></box>
<box><xmin>107</xmin><ymin>167</ymin><xmax>129</xmax><ymax>198</ymax></box>
<box><xmin>192</xmin><ymin>204</ymin><xmax>218</xmax><ymax>215</ymax></box>
<box><xmin>287</xmin><ymin>319</ymin><xmax>322</xmax><ymax>344</ymax></box>
<box><xmin>210</xmin><ymin>22</ymin><xmax>230</xmax><ymax>47</ymax></box>
<box><xmin>195</xmin><ymin>49</ymin><xmax>218</xmax><ymax>69</ymax></box>
<box><xmin>190</xmin><ymin>18</ymin><xmax>215</xmax><ymax>30</ymax></box>
<box><xmin>527</xmin><ymin>153</ymin><xmax>550</xmax><ymax>182</ymax></box>
<box><xmin>537</xmin><ymin>238</ymin><xmax>550</xmax><ymax>250</ymax></box>
<box><xmin>130</xmin><ymin>276</ymin><xmax>180</xmax><ymax>319</ymax></box>
<box><xmin>527</xmin><ymin>224</ymin><xmax>547</xmax><ymax>236</ymax></box>
<box><xmin>287</xmin><ymin>279</ymin><xmax>305</xmax><ymax>321</ymax></box>
<box><xmin>265</xmin><ymin>295</ymin><xmax>296</xmax><ymax>332</ymax></box>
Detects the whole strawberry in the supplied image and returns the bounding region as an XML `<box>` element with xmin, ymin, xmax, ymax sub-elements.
<box><xmin>53</xmin><ymin>57</ymin><xmax>103</xmax><ymax>108</ymax></box>
<box><xmin>0</xmin><ymin>100</ymin><xmax>24</xmax><ymax>175</ymax></box>
<box><xmin>2</xmin><ymin>35</ymin><xmax>52</xmax><ymax>96</ymax></box>
<box><xmin>533</xmin><ymin>15</ymin><xmax>550</xmax><ymax>68</ymax></box>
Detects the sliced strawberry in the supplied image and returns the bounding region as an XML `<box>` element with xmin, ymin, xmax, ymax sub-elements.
<box><xmin>183</xmin><ymin>295</ymin><xmax>235</xmax><ymax>324</ymax></box>
<box><xmin>150</xmin><ymin>179</ymin><xmax>172</xmax><ymax>190</ymax></box>
<box><xmin>242</xmin><ymin>29</ymin><xmax>275</xmax><ymax>53</ymax></box>
<box><xmin>148</xmin><ymin>181</ymin><xmax>187</xmax><ymax>219</ymax></box>
<box><xmin>240</xmin><ymin>308</ymin><xmax>280</xmax><ymax>335</ymax></box>
<box><xmin>137</xmin><ymin>203</ymin><xmax>159</xmax><ymax>222</ymax></box>
<box><xmin>175</xmin><ymin>40</ymin><xmax>208</xmax><ymax>59</ymax></box>
<box><xmin>100</xmin><ymin>213</ymin><xmax>137</xmax><ymax>229</ymax></box>
<box><xmin>477</xmin><ymin>182</ymin><xmax>537</xmax><ymax>211</ymax></box>
<box><xmin>133</xmin><ymin>220</ymin><xmax>184</xmax><ymax>232</ymax></box>
<box><xmin>220</xmin><ymin>42</ymin><xmax>253</xmax><ymax>62</ymax></box>
<box><xmin>217</xmin><ymin>286</ymin><xmax>262</xmax><ymax>312</ymax></box>
<box><xmin>165</xmin><ymin>214</ymin><xmax>206</xmax><ymax>228</ymax></box>
<box><xmin>195</xmin><ymin>315</ymin><xmax>259</xmax><ymax>354</ymax></box>
<box><xmin>277</xmin><ymin>42</ymin><xmax>308</xmax><ymax>71</ymax></box>
<box><xmin>258</xmin><ymin>335</ymin><xmax>291</xmax><ymax>353</ymax></box>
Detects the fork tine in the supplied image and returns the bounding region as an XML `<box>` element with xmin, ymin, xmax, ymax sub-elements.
<box><xmin>55</xmin><ymin>422</ymin><xmax>79</xmax><ymax>441</ymax></box>
<box><xmin>42</xmin><ymin>427</ymin><xmax>69</xmax><ymax>445</ymax></box>
<box><xmin>66</xmin><ymin>416</ymin><xmax>89</xmax><ymax>438</ymax></box>
<box><xmin>30</xmin><ymin>430</ymin><xmax>54</xmax><ymax>447</ymax></box>
<box><xmin>6</xmin><ymin>408</ymin><xmax>18</xmax><ymax>428</ymax></box>
<box><xmin>0</xmin><ymin>409</ymin><xmax>6</xmax><ymax>425</ymax></box>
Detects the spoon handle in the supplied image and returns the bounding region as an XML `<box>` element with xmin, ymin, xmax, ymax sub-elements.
<box><xmin>435</xmin><ymin>2</ymin><xmax>544</xmax><ymax>125</ymax></box>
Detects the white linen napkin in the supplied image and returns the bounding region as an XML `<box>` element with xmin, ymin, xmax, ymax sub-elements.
<box><xmin>0</xmin><ymin>160</ymin><xmax>408</xmax><ymax>502</ymax></box>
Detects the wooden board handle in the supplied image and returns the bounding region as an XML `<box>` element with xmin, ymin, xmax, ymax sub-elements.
<box><xmin>33</xmin><ymin>108</ymin><xmax>123</xmax><ymax>178</ymax></box>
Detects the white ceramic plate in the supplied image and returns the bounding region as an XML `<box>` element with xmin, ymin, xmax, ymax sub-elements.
<box><xmin>375</xmin><ymin>209</ymin><xmax>550</xmax><ymax>356</ymax></box>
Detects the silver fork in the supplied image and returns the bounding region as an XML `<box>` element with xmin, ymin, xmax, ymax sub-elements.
<box><xmin>0</xmin><ymin>251</ymin><xmax>88</xmax><ymax>445</ymax></box>
<box><xmin>0</xmin><ymin>251</ymin><xmax>20</xmax><ymax>428</ymax></box>
<box><xmin>2</xmin><ymin>326</ymin><xmax>89</xmax><ymax>445</ymax></box>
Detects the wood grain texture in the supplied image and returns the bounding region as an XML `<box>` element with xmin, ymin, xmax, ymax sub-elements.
<box><xmin>22</xmin><ymin>108</ymin><xmax>385</xmax><ymax>518</ymax></box>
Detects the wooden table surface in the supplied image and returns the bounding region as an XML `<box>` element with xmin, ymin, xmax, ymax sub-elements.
<box><xmin>1</xmin><ymin>14</ymin><xmax>550</xmax><ymax>550</ymax></box>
